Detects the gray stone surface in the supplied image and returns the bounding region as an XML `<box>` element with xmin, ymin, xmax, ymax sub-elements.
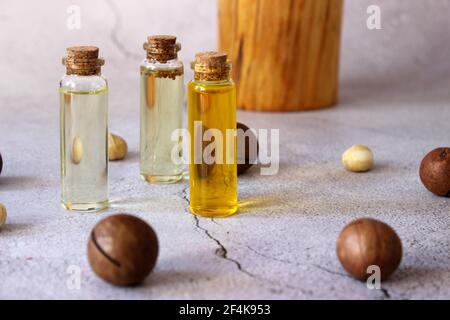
<box><xmin>0</xmin><ymin>0</ymin><xmax>449</xmax><ymax>300</ymax></box>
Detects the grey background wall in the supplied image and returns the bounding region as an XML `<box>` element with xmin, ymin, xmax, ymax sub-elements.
<box><xmin>0</xmin><ymin>0</ymin><xmax>449</xmax><ymax>104</ymax></box>
<box><xmin>0</xmin><ymin>0</ymin><xmax>449</xmax><ymax>150</ymax></box>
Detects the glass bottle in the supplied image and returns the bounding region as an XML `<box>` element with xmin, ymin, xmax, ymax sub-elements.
<box><xmin>60</xmin><ymin>46</ymin><xmax>108</xmax><ymax>212</ymax></box>
<box><xmin>140</xmin><ymin>35</ymin><xmax>184</xmax><ymax>184</ymax></box>
<box><xmin>188</xmin><ymin>52</ymin><xmax>238</xmax><ymax>218</ymax></box>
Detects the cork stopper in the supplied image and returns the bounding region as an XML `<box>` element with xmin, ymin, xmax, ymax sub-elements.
<box><xmin>143</xmin><ymin>35</ymin><xmax>181</xmax><ymax>63</ymax></box>
<box><xmin>63</xmin><ymin>46</ymin><xmax>105</xmax><ymax>76</ymax></box>
<box><xmin>192</xmin><ymin>52</ymin><xmax>231</xmax><ymax>81</ymax></box>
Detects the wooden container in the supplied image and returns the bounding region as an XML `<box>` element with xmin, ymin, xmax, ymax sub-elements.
<box><xmin>218</xmin><ymin>0</ymin><xmax>344</xmax><ymax>112</ymax></box>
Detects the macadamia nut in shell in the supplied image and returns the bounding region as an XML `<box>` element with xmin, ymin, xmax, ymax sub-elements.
<box><xmin>337</xmin><ymin>218</ymin><xmax>402</xmax><ymax>281</ymax></box>
<box><xmin>420</xmin><ymin>148</ymin><xmax>450</xmax><ymax>197</ymax></box>
<box><xmin>88</xmin><ymin>214</ymin><xmax>158</xmax><ymax>286</ymax></box>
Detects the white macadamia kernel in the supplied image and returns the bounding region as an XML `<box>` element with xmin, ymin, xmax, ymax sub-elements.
<box><xmin>109</xmin><ymin>133</ymin><xmax>128</xmax><ymax>161</ymax></box>
<box><xmin>342</xmin><ymin>145</ymin><xmax>374</xmax><ymax>172</ymax></box>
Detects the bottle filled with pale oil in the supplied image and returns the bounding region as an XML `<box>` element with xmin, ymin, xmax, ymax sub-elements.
<box><xmin>59</xmin><ymin>46</ymin><xmax>108</xmax><ymax>212</ymax></box>
<box><xmin>140</xmin><ymin>35</ymin><xmax>184</xmax><ymax>184</ymax></box>
<box><xmin>188</xmin><ymin>52</ymin><xmax>238</xmax><ymax>218</ymax></box>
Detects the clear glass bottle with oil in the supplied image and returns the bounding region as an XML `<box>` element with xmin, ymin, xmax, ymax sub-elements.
<box><xmin>60</xmin><ymin>46</ymin><xmax>108</xmax><ymax>212</ymax></box>
<box><xmin>140</xmin><ymin>35</ymin><xmax>184</xmax><ymax>184</ymax></box>
<box><xmin>188</xmin><ymin>52</ymin><xmax>238</xmax><ymax>218</ymax></box>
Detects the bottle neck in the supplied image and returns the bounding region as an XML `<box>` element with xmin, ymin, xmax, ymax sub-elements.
<box><xmin>65</xmin><ymin>69</ymin><xmax>102</xmax><ymax>76</ymax></box>
<box><xmin>147</xmin><ymin>53</ymin><xmax>178</xmax><ymax>64</ymax></box>
<box><xmin>145</xmin><ymin>42</ymin><xmax>181</xmax><ymax>64</ymax></box>
<box><xmin>62</xmin><ymin>57</ymin><xmax>104</xmax><ymax>76</ymax></box>
<box><xmin>146</xmin><ymin>57</ymin><xmax>179</xmax><ymax>65</ymax></box>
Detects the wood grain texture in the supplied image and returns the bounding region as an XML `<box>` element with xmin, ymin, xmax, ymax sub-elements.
<box><xmin>219</xmin><ymin>0</ymin><xmax>344</xmax><ymax>112</ymax></box>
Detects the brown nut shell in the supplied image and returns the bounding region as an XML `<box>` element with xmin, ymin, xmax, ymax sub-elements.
<box><xmin>87</xmin><ymin>214</ymin><xmax>159</xmax><ymax>286</ymax></box>
<box><xmin>237</xmin><ymin>122</ymin><xmax>259</xmax><ymax>175</ymax></box>
<box><xmin>420</xmin><ymin>148</ymin><xmax>450</xmax><ymax>197</ymax></box>
<box><xmin>337</xmin><ymin>218</ymin><xmax>402</xmax><ymax>281</ymax></box>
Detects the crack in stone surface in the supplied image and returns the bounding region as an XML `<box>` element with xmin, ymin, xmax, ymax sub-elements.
<box><xmin>192</xmin><ymin>220</ymin><xmax>312</xmax><ymax>293</ymax></box>
<box><xmin>211</xmin><ymin>218</ymin><xmax>221</xmax><ymax>226</ymax></box>
<box><xmin>181</xmin><ymin>185</ymin><xmax>189</xmax><ymax>204</ymax></box>
<box><xmin>181</xmin><ymin>187</ymin><xmax>311</xmax><ymax>295</ymax></box>
<box><xmin>105</xmin><ymin>0</ymin><xmax>141</xmax><ymax>59</ymax></box>
<box><xmin>247</xmin><ymin>246</ymin><xmax>392</xmax><ymax>299</ymax></box>
<box><xmin>313</xmin><ymin>264</ymin><xmax>391</xmax><ymax>300</ymax></box>
<box><xmin>248</xmin><ymin>245</ymin><xmax>348</xmax><ymax>278</ymax></box>
<box><xmin>182</xmin><ymin>186</ymin><xmax>256</xmax><ymax>278</ymax></box>
<box><xmin>193</xmin><ymin>215</ymin><xmax>257</xmax><ymax>279</ymax></box>
<box><xmin>312</xmin><ymin>264</ymin><xmax>350</xmax><ymax>278</ymax></box>
<box><xmin>381</xmin><ymin>288</ymin><xmax>391</xmax><ymax>299</ymax></box>
<box><xmin>247</xmin><ymin>245</ymin><xmax>305</xmax><ymax>267</ymax></box>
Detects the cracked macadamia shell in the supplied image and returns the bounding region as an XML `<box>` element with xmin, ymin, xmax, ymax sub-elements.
<box><xmin>420</xmin><ymin>148</ymin><xmax>450</xmax><ymax>197</ymax></box>
<box><xmin>87</xmin><ymin>214</ymin><xmax>159</xmax><ymax>286</ymax></box>
<box><xmin>337</xmin><ymin>218</ymin><xmax>402</xmax><ymax>281</ymax></box>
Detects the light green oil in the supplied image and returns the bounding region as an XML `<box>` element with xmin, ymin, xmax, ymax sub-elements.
<box><xmin>60</xmin><ymin>87</ymin><xmax>108</xmax><ymax>211</ymax></box>
<box><xmin>140</xmin><ymin>67</ymin><xmax>184</xmax><ymax>184</ymax></box>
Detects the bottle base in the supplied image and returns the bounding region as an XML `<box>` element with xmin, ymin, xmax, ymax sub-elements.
<box><xmin>141</xmin><ymin>174</ymin><xmax>183</xmax><ymax>184</ymax></box>
<box><xmin>189</xmin><ymin>205</ymin><xmax>238</xmax><ymax>218</ymax></box>
<box><xmin>61</xmin><ymin>200</ymin><xmax>109</xmax><ymax>212</ymax></box>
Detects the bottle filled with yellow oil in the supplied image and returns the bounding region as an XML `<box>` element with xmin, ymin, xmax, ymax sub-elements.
<box><xmin>60</xmin><ymin>46</ymin><xmax>109</xmax><ymax>212</ymax></box>
<box><xmin>188</xmin><ymin>52</ymin><xmax>238</xmax><ymax>218</ymax></box>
